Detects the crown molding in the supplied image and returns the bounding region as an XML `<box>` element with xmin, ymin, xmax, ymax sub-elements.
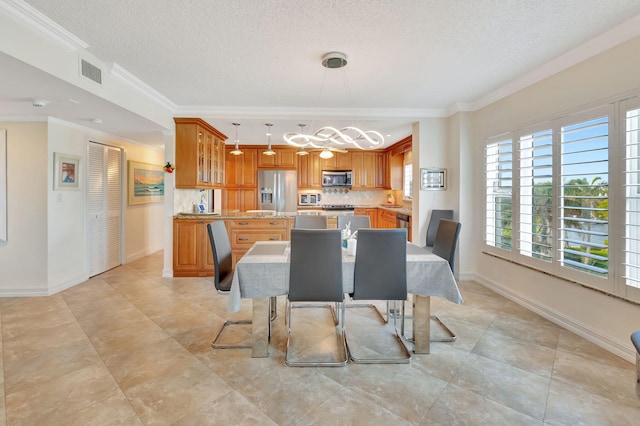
<box><xmin>109</xmin><ymin>62</ymin><xmax>176</xmax><ymax>112</ymax></box>
<box><xmin>0</xmin><ymin>0</ymin><xmax>87</xmax><ymax>52</ymax></box>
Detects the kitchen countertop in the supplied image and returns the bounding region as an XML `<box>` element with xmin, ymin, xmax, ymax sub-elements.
<box><xmin>175</xmin><ymin>205</ymin><xmax>411</xmax><ymax>220</ymax></box>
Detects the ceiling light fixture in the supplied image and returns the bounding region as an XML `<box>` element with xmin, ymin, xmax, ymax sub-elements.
<box><xmin>283</xmin><ymin>52</ymin><xmax>384</xmax><ymax>151</ymax></box>
<box><xmin>294</xmin><ymin>124</ymin><xmax>309</xmax><ymax>156</ymax></box>
<box><xmin>319</xmin><ymin>149</ymin><xmax>334</xmax><ymax>159</ymax></box>
<box><xmin>263</xmin><ymin>123</ymin><xmax>276</xmax><ymax>156</ymax></box>
<box><xmin>31</xmin><ymin>99</ymin><xmax>49</xmax><ymax>107</ymax></box>
<box><xmin>229</xmin><ymin>122</ymin><xmax>243</xmax><ymax>156</ymax></box>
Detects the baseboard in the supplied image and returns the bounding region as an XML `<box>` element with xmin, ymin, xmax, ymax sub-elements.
<box><xmin>47</xmin><ymin>273</ymin><xmax>90</xmax><ymax>295</ymax></box>
<box><xmin>0</xmin><ymin>286</ymin><xmax>49</xmax><ymax>297</ymax></box>
<box><xmin>126</xmin><ymin>245</ymin><xmax>163</xmax><ymax>263</ymax></box>
<box><xmin>469</xmin><ymin>272</ymin><xmax>636</xmax><ymax>363</ymax></box>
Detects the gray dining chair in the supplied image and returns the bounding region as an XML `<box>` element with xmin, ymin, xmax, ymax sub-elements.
<box><xmin>632</xmin><ymin>330</ymin><xmax>640</xmax><ymax>398</ymax></box>
<box><xmin>286</xmin><ymin>229</ymin><xmax>347</xmax><ymax>367</ymax></box>
<box><xmin>403</xmin><ymin>219</ymin><xmax>462</xmax><ymax>344</ymax></box>
<box><xmin>344</xmin><ymin>228</ymin><xmax>412</xmax><ymax>364</ymax></box>
<box><xmin>207</xmin><ymin>221</ymin><xmax>276</xmax><ymax>349</ymax></box>
<box><xmin>337</xmin><ymin>215</ymin><xmax>371</xmax><ymax>234</ymax></box>
<box><xmin>294</xmin><ymin>215</ymin><xmax>328</xmax><ymax>229</ymax></box>
<box><xmin>425</xmin><ymin>209</ymin><xmax>454</xmax><ymax>250</ymax></box>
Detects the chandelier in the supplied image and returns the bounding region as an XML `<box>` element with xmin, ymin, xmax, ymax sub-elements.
<box><xmin>229</xmin><ymin>122</ymin><xmax>243</xmax><ymax>156</ymax></box>
<box><xmin>282</xmin><ymin>52</ymin><xmax>384</xmax><ymax>157</ymax></box>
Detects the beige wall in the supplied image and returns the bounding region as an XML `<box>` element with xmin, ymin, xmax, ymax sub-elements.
<box><xmin>469</xmin><ymin>36</ymin><xmax>640</xmax><ymax>361</ymax></box>
<box><xmin>0</xmin><ymin>122</ymin><xmax>48</xmax><ymax>293</ymax></box>
<box><xmin>0</xmin><ymin>119</ymin><xmax>164</xmax><ymax>295</ymax></box>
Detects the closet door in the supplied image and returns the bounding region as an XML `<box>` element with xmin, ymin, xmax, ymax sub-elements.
<box><xmin>88</xmin><ymin>142</ymin><xmax>122</xmax><ymax>276</ymax></box>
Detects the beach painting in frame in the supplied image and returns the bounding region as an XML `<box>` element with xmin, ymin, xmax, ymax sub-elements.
<box><xmin>128</xmin><ymin>161</ymin><xmax>164</xmax><ymax>205</ymax></box>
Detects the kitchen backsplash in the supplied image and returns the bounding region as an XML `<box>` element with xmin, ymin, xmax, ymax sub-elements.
<box><xmin>174</xmin><ymin>188</ymin><xmax>409</xmax><ymax>214</ymax></box>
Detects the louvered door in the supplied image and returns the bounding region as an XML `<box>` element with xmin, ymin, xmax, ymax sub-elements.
<box><xmin>88</xmin><ymin>142</ymin><xmax>122</xmax><ymax>276</ymax></box>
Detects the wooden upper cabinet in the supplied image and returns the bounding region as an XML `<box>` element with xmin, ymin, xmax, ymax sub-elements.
<box><xmin>174</xmin><ymin>118</ymin><xmax>227</xmax><ymax>189</ymax></box>
<box><xmin>320</xmin><ymin>152</ymin><xmax>351</xmax><ymax>170</ymax></box>
<box><xmin>257</xmin><ymin>147</ymin><xmax>297</xmax><ymax>169</ymax></box>
<box><xmin>298</xmin><ymin>151</ymin><xmax>322</xmax><ymax>189</ymax></box>
<box><xmin>225</xmin><ymin>147</ymin><xmax>257</xmax><ymax>187</ymax></box>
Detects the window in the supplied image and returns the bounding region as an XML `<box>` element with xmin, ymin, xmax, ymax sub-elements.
<box><xmin>519</xmin><ymin>128</ymin><xmax>553</xmax><ymax>261</ymax></box>
<box><xmin>403</xmin><ymin>152</ymin><xmax>413</xmax><ymax>199</ymax></box>
<box><xmin>559</xmin><ymin>117</ymin><xmax>609</xmax><ymax>277</ymax></box>
<box><xmin>484</xmin><ymin>102</ymin><xmax>624</xmax><ymax>298</ymax></box>
<box><xmin>485</xmin><ymin>138</ymin><xmax>513</xmax><ymax>250</ymax></box>
<box><xmin>624</xmin><ymin>104</ymin><xmax>640</xmax><ymax>291</ymax></box>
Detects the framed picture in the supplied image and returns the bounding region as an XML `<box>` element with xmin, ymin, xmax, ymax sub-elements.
<box><xmin>128</xmin><ymin>161</ymin><xmax>164</xmax><ymax>205</ymax></box>
<box><xmin>54</xmin><ymin>152</ymin><xmax>80</xmax><ymax>190</ymax></box>
<box><xmin>420</xmin><ymin>168</ymin><xmax>446</xmax><ymax>190</ymax></box>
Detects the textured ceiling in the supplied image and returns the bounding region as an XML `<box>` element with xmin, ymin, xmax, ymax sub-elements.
<box><xmin>2</xmin><ymin>0</ymin><xmax>640</xmax><ymax>148</ymax></box>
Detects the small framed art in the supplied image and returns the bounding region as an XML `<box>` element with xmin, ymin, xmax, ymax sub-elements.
<box><xmin>54</xmin><ymin>152</ymin><xmax>80</xmax><ymax>190</ymax></box>
<box><xmin>420</xmin><ymin>168</ymin><xmax>446</xmax><ymax>190</ymax></box>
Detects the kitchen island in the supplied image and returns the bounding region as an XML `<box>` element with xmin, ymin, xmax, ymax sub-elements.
<box><xmin>173</xmin><ymin>207</ymin><xmax>411</xmax><ymax>276</ymax></box>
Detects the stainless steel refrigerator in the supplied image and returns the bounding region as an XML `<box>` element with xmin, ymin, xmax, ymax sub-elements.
<box><xmin>257</xmin><ymin>170</ymin><xmax>297</xmax><ymax>213</ymax></box>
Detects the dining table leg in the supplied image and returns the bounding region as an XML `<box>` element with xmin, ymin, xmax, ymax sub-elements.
<box><xmin>252</xmin><ymin>297</ymin><xmax>270</xmax><ymax>358</ymax></box>
<box><xmin>412</xmin><ymin>295</ymin><xmax>431</xmax><ymax>354</ymax></box>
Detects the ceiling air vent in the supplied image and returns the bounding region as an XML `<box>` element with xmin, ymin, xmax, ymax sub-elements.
<box><xmin>81</xmin><ymin>59</ymin><xmax>102</xmax><ymax>84</ymax></box>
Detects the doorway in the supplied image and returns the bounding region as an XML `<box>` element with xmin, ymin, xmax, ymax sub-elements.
<box><xmin>87</xmin><ymin>142</ymin><xmax>123</xmax><ymax>276</ymax></box>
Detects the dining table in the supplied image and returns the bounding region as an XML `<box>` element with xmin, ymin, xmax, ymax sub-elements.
<box><xmin>228</xmin><ymin>240</ymin><xmax>463</xmax><ymax>358</ymax></box>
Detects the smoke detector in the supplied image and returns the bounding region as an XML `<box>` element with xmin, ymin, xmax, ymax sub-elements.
<box><xmin>32</xmin><ymin>99</ymin><xmax>49</xmax><ymax>107</ymax></box>
<box><xmin>322</xmin><ymin>52</ymin><xmax>348</xmax><ymax>69</ymax></box>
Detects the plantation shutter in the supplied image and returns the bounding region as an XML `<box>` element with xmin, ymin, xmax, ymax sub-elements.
<box><xmin>624</xmin><ymin>100</ymin><xmax>640</xmax><ymax>292</ymax></box>
<box><xmin>485</xmin><ymin>138</ymin><xmax>513</xmax><ymax>250</ymax></box>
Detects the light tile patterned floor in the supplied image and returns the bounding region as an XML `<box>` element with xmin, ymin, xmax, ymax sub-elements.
<box><xmin>1</xmin><ymin>251</ymin><xmax>639</xmax><ymax>425</ymax></box>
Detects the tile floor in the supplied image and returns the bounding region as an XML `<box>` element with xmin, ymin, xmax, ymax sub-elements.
<box><xmin>1</xmin><ymin>251</ymin><xmax>639</xmax><ymax>425</ymax></box>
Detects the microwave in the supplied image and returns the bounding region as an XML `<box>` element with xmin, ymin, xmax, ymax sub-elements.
<box><xmin>322</xmin><ymin>170</ymin><xmax>352</xmax><ymax>187</ymax></box>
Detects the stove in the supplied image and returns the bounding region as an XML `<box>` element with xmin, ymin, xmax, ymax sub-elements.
<box><xmin>322</xmin><ymin>204</ymin><xmax>355</xmax><ymax>211</ymax></box>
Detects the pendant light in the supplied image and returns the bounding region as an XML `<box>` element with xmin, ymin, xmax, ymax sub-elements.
<box><xmin>295</xmin><ymin>124</ymin><xmax>309</xmax><ymax>156</ymax></box>
<box><xmin>229</xmin><ymin>122</ymin><xmax>243</xmax><ymax>155</ymax></box>
<box><xmin>263</xmin><ymin>123</ymin><xmax>276</xmax><ymax>156</ymax></box>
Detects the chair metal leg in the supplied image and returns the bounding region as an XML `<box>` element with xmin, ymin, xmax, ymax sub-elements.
<box><xmin>345</xmin><ymin>300</ymin><xmax>411</xmax><ymax>364</ymax></box>
<box><xmin>211</xmin><ymin>319</ymin><xmax>253</xmax><ymax>349</ymax></box>
<box><xmin>636</xmin><ymin>351</ymin><xmax>640</xmax><ymax>399</ymax></box>
<box><xmin>213</xmin><ymin>296</ymin><xmax>278</xmax><ymax>349</ymax></box>
<box><xmin>285</xmin><ymin>301</ymin><xmax>347</xmax><ymax>367</ymax></box>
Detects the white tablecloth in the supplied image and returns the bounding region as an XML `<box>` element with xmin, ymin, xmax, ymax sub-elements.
<box><xmin>228</xmin><ymin>241</ymin><xmax>463</xmax><ymax>312</ymax></box>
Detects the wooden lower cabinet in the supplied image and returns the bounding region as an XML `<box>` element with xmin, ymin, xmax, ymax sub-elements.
<box><xmin>377</xmin><ymin>209</ymin><xmax>397</xmax><ymax>229</ymax></box>
<box><xmin>354</xmin><ymin>208</ymin><xmax>377</xmax><ymax>228</ymax></box>
<box><xmin>228</xmin><ymin>218</ymin><xmax>289</xmax><ymax>267</ymax></box>
<box><xmin>173</xmin><ymin>218</ymin><xmax>216</xmax><ymax>277</ymax></box>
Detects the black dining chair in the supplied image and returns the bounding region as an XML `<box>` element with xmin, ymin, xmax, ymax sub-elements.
<box><xmin>337</xmin><ymin>215</ymin><xmax>371</xmax><ymax>234</ymax></box>
<box><xmin>207</xmin><ymin>221</ymin><xmax>252</xmax><ymax>349</ymax></box>
<box><xmin>294</xmin><ymin>215</ymin><xmax>328</xmax><ymax>229</ymax></box>
<box><xmin>207</xmin><ymin>221</ymin><xmax>276</xmax><ymax>349</ymax></box>
<box><xmin>286</xmin><ymin>229</ymin><xmax>347</xmax><ymax>367</ymax></box>
<box><xmin>344</xmin><ymin>228</ymin><xmax>412</xmax><ymax>364</ymax></box>
<box><xmin>403</xmin><ymin>219</ymin><xmax>462</xmax><ymax>344</ymax></box>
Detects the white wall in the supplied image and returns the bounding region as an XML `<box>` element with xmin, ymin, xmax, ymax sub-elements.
<box><xmin>0</xmin><ymin>122</ymin><xmax>48</xmax><ymax>293</ymax></box>
<box><xmin>0</xmin><ymin>119</ymin><xmax>165</xmax><ymax>295</ymax></box>
<box><xmin>470</xmin><ymin>36</ymin><xmax>640</xmax><ymax>361</ymax></box>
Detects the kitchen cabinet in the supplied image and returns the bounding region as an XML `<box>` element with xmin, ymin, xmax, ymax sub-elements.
<box><xmin>257</xmin><ymin>148</ymin><xmax>297</xmax><ymax>169</ymax></box>
<box><xmin>354</xmin><ymin>208</ymin><xmax>377</xmax><ymax>228</ymax></box>
<box><xmin>351</xmin><ymin>151</ymin><xmax>378</xmax><ymax>189</ymax></box>
<box><xmin>297</xmin><ymin>151</ymin><xmax>322</xmax><ymax>189</ymax></box>
<box><xmin>225</xmin><ymin>147</ymin><xmax>257</xmax><ymax>187</ymax></box>
<box><xmin>227</xmin><ymin>218</ymin><xmax>289</xmax><ymax>267</ymax></box>
<box><xmin>377</xmin><ymin>209</ymin><xmax>397</xmax><ymax>229</ymax></box>
<box><xmin>320</xmin><ymin>152</ymin><xmax>351</xmax><ymax>170</ymax></box>
<box><xmin>174</xmin><ymin>118</ymin><xmax>227</xmax><ymax>189</ymax></box>
<box><xmin>223</xmin><ymin>188</ymin><xmax>257</xmax><ymax>212</ymax></box>
<box><xmin>173</xmin><ymin>218</ymin><xmax>216</xmax><ymax>277</ymax></box>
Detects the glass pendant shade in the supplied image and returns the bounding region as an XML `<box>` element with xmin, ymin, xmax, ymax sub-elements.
<box><xmin>229</xmin><ymin>122</ymin><xmax>243</xmax><ymax>155</ymax></box>
<box><xmin>319</xmin><ymin>149</ymin><xmax>334</xmax><ymax>159</ymax></box>
<box><xmin>263</xmin><ymin>123</ymin><xmax>276</xmax><ymax>155</ymax></box>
